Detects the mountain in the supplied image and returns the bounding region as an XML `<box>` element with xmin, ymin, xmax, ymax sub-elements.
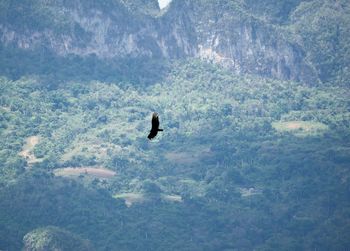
<box><xmin>0</xmin><ymin>1</ymin><xmax>350</xmax><ymax>251</ymax></box>
<box><xmin>1</xmin><ymin>0</ymin><xmax>349</xmax><ymax>84</ymax></box>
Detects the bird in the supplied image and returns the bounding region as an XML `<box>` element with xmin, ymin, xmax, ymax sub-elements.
<box><xmin>148</xmin><ymin>112</ymin><xmax>163</xmax><ymax>140</ymax></box>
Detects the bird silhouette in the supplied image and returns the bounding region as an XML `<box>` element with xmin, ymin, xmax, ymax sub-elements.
<box><xmin>148</xmin><ymin>112</ymin><xmax>163</xmax><ymax>140</ymax></box>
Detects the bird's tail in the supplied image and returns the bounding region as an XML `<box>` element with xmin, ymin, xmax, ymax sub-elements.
<box><xmin>158</xmin><ymin>129</ymin><xmax>163</xmax><ymax>131</ymax></box>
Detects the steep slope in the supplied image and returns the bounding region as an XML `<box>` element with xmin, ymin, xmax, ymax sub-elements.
<box><xmin>0</xmin><ymin>0</ymin><xmax>195</xmax><ymax>58</ymax></box>
<box><xmin>187</xmin><ymin>0</ymin><xmax>318</xmax><ymax>84</ymax></box>
<box><xmin>2</xmin><ymin>0</ymin><xmax>348</xmax><ymax>85</ymax></box>
<box><xmin>289</xmin><ymin>0</ymin><xmax>350</xmax><ymax>85</ymax></box>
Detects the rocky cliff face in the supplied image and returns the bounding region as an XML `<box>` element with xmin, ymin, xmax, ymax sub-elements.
<box><xmin>0</xmin><ymin>0</ymin><xmax>195</xmax><ymax>58</ymax></box>
<box><xmin>190</xmin><ymin>0</ymin><xmax>318</xmax><ymax>84</ymax></box>
<box><xmin>0</xmin><ymin>0</ymin><xmax>328</xmax><ymax>84</ymax></box>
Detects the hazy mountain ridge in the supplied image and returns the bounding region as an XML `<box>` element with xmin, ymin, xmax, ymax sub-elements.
<box><xmin>0</xmin><ymin>0</ymin><xmax>195</xmax><ymax>58</ymax></box>
<box><xmin>1</xmin><ymin>0</ymin><xmax>349</xmax><ymax>84</ymax></box>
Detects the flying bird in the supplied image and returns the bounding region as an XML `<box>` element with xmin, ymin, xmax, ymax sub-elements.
<box><xmin>148</xmin><ymin>112</ymin><xmax>163</xmax><ymax>140</ymax></box>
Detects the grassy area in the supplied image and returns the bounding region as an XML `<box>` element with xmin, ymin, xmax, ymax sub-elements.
<box><xmin>54</xmin><ymin>167</ymin><xmax>116</xmax><ymax>178</ymax></box>
<box><xmin>162</xmin><ymin>194</ymin><xmax>182</xmax><ymax>202</ymax></box>
<box><xmin>113</xmin><ymin>193</ymin><xmax>183</xmax><ymax>207</ymax></box>
<box><xmin>113</xmin><ymin>193</ymin><xmax>146</xmax><ymax>207</ymax></box>
<box><xmin>272</xmin><ymin>120</ymin><xmax>328</xmax><ymax>137</ymax></box>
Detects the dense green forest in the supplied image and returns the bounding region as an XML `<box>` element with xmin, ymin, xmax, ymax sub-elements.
<box><xmin>1</xmin><ymin>0</ymin><xmax>350</xmax><ymax>250</ymax></box>
<box><xmin>1</xmin><ymin>60</ymin><xmax>350</xmax><ymax>250</ymax></box>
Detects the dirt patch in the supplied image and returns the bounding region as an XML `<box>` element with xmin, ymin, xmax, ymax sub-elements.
<box><xmin>19</xmin><ymin>136</ymin><xmax>42</xmax><ymax>165</ymax></box>
<box><xmin>0</xmin><ymin>106</ymin><xmax>10</xmax><ymax>112</ymax></box>
<box><xmin>162</xmin><ymin>194</ymin><xmax>182</xmax><ymax>202</ymax></box>
<box><xmin>113</xmin><ymin>193</ymin><xmax>145</xmax><ymax>207</ymax></box>
<box><xmin>272</xmin><ymin>120</ymin><xmax>328</xmax><ymax>136</ymax></box>
<box><xmin>285</xmin><ymin>122</ymin><xmax>304</xmax><ymax>130</ymax></box>
<box><xmin>114</xmin><ymin>193</ymin><xmax>183</xmax><ymax>207</ymax></box>
<box><xmin>54</xmin><ymin>167</ymin><xmax>116</xmax><ymax>178</ymax></box>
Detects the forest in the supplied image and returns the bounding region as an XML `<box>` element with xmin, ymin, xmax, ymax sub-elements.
<box><xmin>1</xmin><ymin>59</ymin><xmax>350</xmax><ymax>250</ymax></box>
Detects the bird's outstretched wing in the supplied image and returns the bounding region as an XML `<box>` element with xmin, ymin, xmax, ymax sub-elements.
<box><xmin>151</xmin><ymin>113</ymin><xmax>160</xmax><ymax>130</ymax></box>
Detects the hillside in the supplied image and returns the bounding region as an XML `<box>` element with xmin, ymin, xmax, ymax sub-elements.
<box><xmin>1</xmin><ymin>0</ymin><xmax>349</xmax><ymax>85</ymax></box>
<box><xmin>0</xmin><ymin>0</ymin><xmax>350</xmax><ymax>250</ymax></box>
<box><xmin>1</xmin><ymin>60</ymin><xmax>350</xmax><ymax>250</ymax></box>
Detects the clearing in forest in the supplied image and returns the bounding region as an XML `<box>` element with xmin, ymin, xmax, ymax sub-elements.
<box><xmin>113</xmin><ymin>193</ymin><xmax>146</xmax><ymax>207</ymax></box>
<box><xmin>113</xmin><ymin>193</ymin><xmax>182</xmax><ymax>207</ymax></box>
<box><xmin>272</xmin><ymin>120</ymin><xmax>328</xmax><ymax>136</ymax></box>
<box><xmin>54</xmin><ymin>167</ymin><xmax>116</xmax><ymax>178</ymax></box>
<box><xmin>19</xmin><ymin>136</ymin><xmax>43</xmax><ymax>165</ymax></box>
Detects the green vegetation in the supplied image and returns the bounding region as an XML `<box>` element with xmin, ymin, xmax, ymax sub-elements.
<box><xmin>288</xmin><ymin>0</ymin><xmax>350</xmax><ymax>85</ymax></box>
<box><xmin>23</xmin><ymin>226</ymin><xmax>94</xmax><ymax>251</ymax></box>
<box><xmin>244</xmin><ymin>0</ymin><xmax>303</xmax><ymax>24</ymax></box>
<box><xmin>0</xmin><ymin>0</ymin><xmax>139</xmax><ymax>32</ymax></box>
<box><xmin>0</xmin><ymin>59</ymin><xmax>349</xmax><ymax>250</ymax></box>
<box><xmin>195</xmin><ymin>0</ymin><xmax>350</xmax><ymax>86</ymax></box>
<box><xmin>0</xmin><ymin>0</ymin><xmax>350</xmax><ymax>250</ymax></box>
<box><xmin>0</xmin><ymin>44</ymin><xmax>170</xmax><ymax>85</ymax></box>
<box><xmin>0</xmin><ymin>0</ymin><xmax>71</xmax><ymax>32</ymax></box>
